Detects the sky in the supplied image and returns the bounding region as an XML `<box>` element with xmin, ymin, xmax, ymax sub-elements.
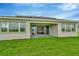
<box><xmin>0</xmin><ymin>3</ymin><xmax>79</xmax><ymax>20</ymax></box>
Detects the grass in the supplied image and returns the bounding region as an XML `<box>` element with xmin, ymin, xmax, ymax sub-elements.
<box><xmin>0</xmin><ymin>37</ymin><xmax>79</xmax><ymax>56</ymax></box>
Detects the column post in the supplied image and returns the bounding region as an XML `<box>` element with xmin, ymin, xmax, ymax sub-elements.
<box><xmin>26</xmin><ymin>21</ymin><xmax>31</xmax><ymax>39</ymax></box>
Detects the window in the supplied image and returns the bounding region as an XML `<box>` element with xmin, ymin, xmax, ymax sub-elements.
<box><xmin>37</xmin><ymin>26</ymin><xmax>44</xmax><ymax>34</ymax></box>
<box><xmin>61</xmin><ymin>24</ymin><xmax>75</xmax><ymax>32</ymax></box>
<box><xmin>0</xmin><ymin>22</ymin><xmax>8</xmax><ymax>32</ymax></box>
<box><xmin>72</xmin><ymin>24</ymin><xmax>75</xmax><ymax>31</ymax></box>
<box><xmin>61</xmin><ymin>24</ymin><xmax>65</xmax><ymax>32</ymax></box>
<box><xmin>20</xmin><ymin>23</ymin><xmax>26</xmax><ymax>32</ymax></box>
<box><xmin>9</xmin><ymin>22</ymin><xmax>19</xmax><ymax>32</ymax></box>
<box><xmin>0</xmin><ymin>22</ymin><xmax>26</xmax><ymax>33</ymax></box>
<box><xmin>37</xmin><ymin>26</ymin><xmax>49</xmax><ymax>34</ymax></box>
<box><xmin>66</xmin><ymin>24</ymin><xmax>71</xmax><ymax>32</ymax></box>
<box><xmin>31</xmin><ymin>25</ymin><xmax>37</xmax><ymax>35</ymax></box>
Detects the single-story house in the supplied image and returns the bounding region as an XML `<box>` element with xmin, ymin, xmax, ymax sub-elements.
<box><xmin>0</xmin><ymin>16</ymin><xmax>78</xmax><ymax>40</ymax></box>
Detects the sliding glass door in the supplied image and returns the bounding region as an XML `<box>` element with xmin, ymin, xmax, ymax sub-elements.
<box><xmin>37</xmin><ymin>26</ymin><xmax>49</xmax><ymax>34</ymax></box>
<box><xmin>31</xmin><ymin>25</ymin><xmax>37</xmax><ymax>36</ymax></box>
<box><xmin>31</xmin><ymin>25</ymin><xmax>49</xmax><ymax>36</ymax></box>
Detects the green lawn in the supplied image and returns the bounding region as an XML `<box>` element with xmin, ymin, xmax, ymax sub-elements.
<box><xmin>0</xmin><ymin>37</ymin><xmax>79</xmax><ymax>56</ymax></box>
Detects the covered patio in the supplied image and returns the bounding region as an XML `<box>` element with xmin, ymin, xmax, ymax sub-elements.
<box><xmin>30</xmin><ymin>23</ymin><xmax>58</xmax><ymax>37</ymax></box>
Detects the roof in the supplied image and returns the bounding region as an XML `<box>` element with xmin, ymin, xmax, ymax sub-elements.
<box><xmin>0</xmin><ymin>16</ymin><xmax>58</xmax><ymax>20</ymax></box>
<box><xmin>0</xmin><ymin>16</ymin><xmax>78</xmax><ymax>23</ymax></box>
<box><xmin>16</xmin><ymin>16</ymin><xmax>58</xmax><ymax>19</ymax></box>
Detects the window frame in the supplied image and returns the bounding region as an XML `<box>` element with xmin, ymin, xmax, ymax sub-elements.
<box><xmin>0</xmin><ymin>22</ymin><xmax>9</xmax><ymax>32</ymax></box>
<box><xmin>9</xmin><ymin>22</ymin><xmax>19</xmax><ymax>32</ymax></box>
<box><xmin>61</xmin><ymin>23</ymin><xmax>75</xmax><ymax>32</ymax></box>
<box><xmin>19</xmin><ymin>22</ymin><xmax>26</xmax><ymax>32</ymax></box>
<box><xmin>0</xmin><ymin>21</ymin><xmax>26</xmax><ymax>33</ymax></box>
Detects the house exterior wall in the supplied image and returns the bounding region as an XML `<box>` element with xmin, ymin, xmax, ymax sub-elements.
<box><xmin>26</xmin><ymin>21</ymin><xmax>31</xmax><ymax>39</ymax></box>
<box><xmin>0</xmin><ymin>20</ymin><xmax>31</xmax><ymax>40</ymax></box>
<box><xmin>0</xmin><ymin>20</ymin><xmax>59</xmax><ymax>40</ymax></box>
<box><xmin>0</xmin><ymin>33</ymin><xmax>27</xmax><ymax>40</ymax></box>
<box><xmin>49</xmin><ymin>24</ymin><xmax>58</xmax><ymax>36</ymax></box>
<box><xmin>29</xmin><ymin>20</ymin><xmax>58</xmax><ymax>24</ymax></box>
<box><xmin>0</xmin><ymin>19</ymin><xmax>78</xmax><ymax>40</ymax></box>
<box><xmin>58</xmin><ymin>23</ymin><xmax>78</xmax><ymax>37</ymax></box>
<box><xmin>48</xmin><ymin>22</ymin><xmax>78</xmax><ymax>37</ymax></box>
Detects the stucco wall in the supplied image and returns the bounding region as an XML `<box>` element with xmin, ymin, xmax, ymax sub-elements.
<box><xmin>26</xmin><ymin>21</ymin><xmax>31</xmax><ymax>38</ymax></box>
<box><xmin>49</xmin><ymin>24</ymin><xmax>58</xmax><ymax>36</ymax></box>
<box><xmin>58</xmin><ymin>23</ymin><xmax>78</xmax><ymax>37</ymax></box>
<box><xmin>0</xmin><ymin>19</ymin><xmax>78</xmax><ymax>40</ymax></box>
<box><xmin>0</xmin><ymin>21</ymin><xmax>31</xmax><ymax>40</ymax></box>
<box><xmin>0</xmin><ymin>20</ymin><xmax>59</xmax><ymax>40</ymax></box>
<box><xmin>0</xmin><ymin>33</ymin><xmax>27</xmax><ymax>40</ymax></box>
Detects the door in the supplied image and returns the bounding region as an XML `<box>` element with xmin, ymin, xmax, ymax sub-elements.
<box><xmin>37</xmin><ymin>26</ymin><xmax>49</xmax><ymax>34</ymax></box>
<box><xmin>31</xmin><ymin>26</ymin><xmax>37</xmax><ymax>36</ymax></box>
<box><xmin>37</xmin><ymin>26</ymin><xmax>44</xmax><ymax>34</ymax></box>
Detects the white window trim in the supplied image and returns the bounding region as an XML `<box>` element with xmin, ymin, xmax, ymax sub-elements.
<box><xmin>62</xmin><ymin>24</ymin><xmax>75</xmax><ymax>32</ymax></box>
<box><xmin>1</xmin><ymin>22</ymin><xmax>8</xmax><ymax>32</ymax></box>
<box><xmin>18</xmin><ymin>23</ymin><xmax>20</xmax><ymax>32</ymax></box>
<box><xmin>7</xmin><ymin>22</ymin><xmax>9</xmax><ymax>32</ymax></box>
<box><xmin>71</xmin><ymin>24</ymin><xmax>72</xmax><ymax>32</ymax></box>
<box><xmin>0</xmin><ymin>22</ymin><xmax>26</xmax><ymax>33</ymax></box>
<box><xmin>65</xmin><ymin>24</ymin><xmax>66</xmax><ymax>32</ymax></box>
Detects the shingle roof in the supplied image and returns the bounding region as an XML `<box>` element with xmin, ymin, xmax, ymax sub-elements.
<box><xmin>0</xmin><ymin>16</ymin><xmax>78</xmax><ymax>23</ymax></box>
<box><xmin>0</xmin><ymin>16</ymin><xmax>65</xmax><ymax>20</ymax></box>
<box><xmin>16</xmin><ymin>16</ymin><xmax>57</xmax><ymax>20</ymax></box>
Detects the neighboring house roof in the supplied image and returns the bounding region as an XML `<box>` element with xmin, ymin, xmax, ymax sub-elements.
<box><xmin>0</xmin><ymin>16</ymin><xmax>78</xmax><ymax>23</ymax></box>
